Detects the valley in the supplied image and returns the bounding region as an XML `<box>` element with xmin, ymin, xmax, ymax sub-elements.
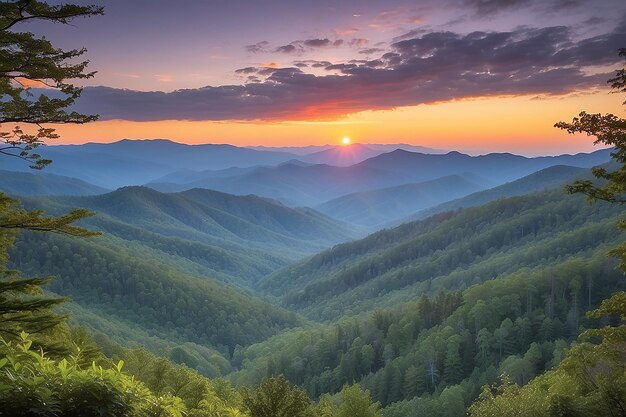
<box><xmin>1</xmin><ymin>139</ymin><xmax>624</xmax><ymax>416</ymax></box>
<box><xmin>1</xmin><ymin>2</ymin><xmax>625</xmax><ymax>416</ymax></box>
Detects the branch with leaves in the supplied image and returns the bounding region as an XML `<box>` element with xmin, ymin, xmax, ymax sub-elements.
<box><xmin>556</xmin><ymin>48</ymin><xmax>626</xmax><ymax>205</ymax></box>
<box><xmin>0</xmin><ymin>0</ymin><xmax>102</xmax><ymax>168</ymax></box>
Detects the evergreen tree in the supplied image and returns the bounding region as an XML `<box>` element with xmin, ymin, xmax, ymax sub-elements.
<box><xmin>0</xmin><ymin>0</ymin><xmax>100</xmax><ymax>346</ymax></box>
<box><xmin>0</xmin><ymin>0</ymin><xmax>102</xmax><ymax>168</ymax></box>
<box><xmin>443</xmin><ymin>337</ymin><xmax>463</xmax><ymax>385</ymax></box>
<box><xmin>0</xmin><ymin>193</ymin><xmax>97</xmax><ymax>345</ymax></box>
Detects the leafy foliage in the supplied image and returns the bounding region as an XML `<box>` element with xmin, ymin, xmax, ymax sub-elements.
<box><xmin>242</xmin><ymin>375</ymin><xmax>315</xmax><ymax>417</ymax></box>
<box><xmin>0</xmin><ymin>192</ymin><xmax>97</xmax><ymax>349</ymax></box>
<box><xmin>0</xmin><ymin>0</ymin><xmax>102</xmax><ymax>168</ymax></box>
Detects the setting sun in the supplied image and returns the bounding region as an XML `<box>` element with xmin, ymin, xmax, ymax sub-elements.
<box><xmin>342</xmin><ymin>136</ymin><xmax>351</xmax><ymax>145</ymax></box>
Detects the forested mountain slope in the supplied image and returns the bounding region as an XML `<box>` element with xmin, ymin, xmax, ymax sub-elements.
<box><xmin>260</xmin><ymin>189</ymin><xmax>623</xmax><ymax>321</ymax></box>
<box><xmin>232</xmin><ymin>251</ymin><xmax>624</xmax><ymax>413</ymax></box>
<box><xmin>401</xmin><ymin>165</ymin><xmax>589</xmax><ymax>224</ymax></box>
<box><xmin>4</xmin><ymin>186</ymin><xmax>360</xmax><ymax>373</ymax></box>
<box><xmin>23</xmin><ymin>186</ymin><xmax>359</xmax><ymax>272</ymax></box>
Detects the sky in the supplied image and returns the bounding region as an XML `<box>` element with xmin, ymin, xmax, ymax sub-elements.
<box><xmin>21</xmin><ymin>0</ymin><xmax>626</xmax><ymax>154</ymax></box>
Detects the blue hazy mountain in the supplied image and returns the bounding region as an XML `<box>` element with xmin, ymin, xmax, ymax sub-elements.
<box><xmin>315</xmin><ymin>174</ymin><xmax>487</xmax><ymax>227</ymax></box>
<box><xmin>0</xmin><ymin>169</ymin><xmax>109</xmax><ymax>196</ymax></box>
<box><xmin>298</xmin><ymin>144</ymin><xmax>385</xmax><ymax>166</ymax></box>
<box><xmin>148</xmin><ymin>148</ymin><xmax>612</xmax><ymax>207</ymax></box>
<box><xmin>0</xmin><ymin>139</ymin><xmax>300</xmax><ymax>188</ymax></box>
<box><xmin>400</xmin><ymin>164</ymin><xmax>590</xmax><ymax>224</ymax></box>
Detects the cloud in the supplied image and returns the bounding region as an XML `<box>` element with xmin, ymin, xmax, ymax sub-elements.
<box><xmin>462</xmin><ymin>0</ymin><xmax>590</xmax><ymax>16</ymax></box>
<box><xmin>293</xmin><ymin>60</ymin><xmax>333</xmax><ymax>68</ymax></box>
<box><xmin>349</xmin><ymin>38</ymin><xmax>369</xmax><ymax>47</ymax></box>
<box><xmin>275</xmin><ymin>44</ymin><xmax>299</xmax><ymax>54</ymax></box>
<box><xmin>303</xmin><ymin>38</ymin><xmax>331</xmax><ymax>48</ymax></box>
<box><xmin>234</xmin><ymin>67</ymin><xmax>258</xmax><ymax>75</ymax></box>
<box><xmin>245</xmin><ymin>41</ymin><xmax>270</xmax><ymax>54</ymax></box>
<box><xmin>359</xmin><ymin>48</ymin><xmax>386</xmax><ymax>55</ymax></box>
<box><xmin>71</xmin><ymin>22</ymin><xmax>625</xmax><ymax>122</ymax></box>
<box><xmin>271</xmin><ymin>38</ymin><xmax>343</xmax><ymax>54</ymax></box>
<box><xmin>464</xmin><ymin>0</ymin><xmax>528</xmax><ymax>16</ymax></box>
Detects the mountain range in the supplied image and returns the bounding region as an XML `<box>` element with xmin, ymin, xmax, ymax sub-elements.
<box><xmin>4</xmin><ymin>141</ymin><xmax>625</xmax><ymax>416</ymax></box>
<box><xmin>315</xmin><ymin>174</ymin><xmax>487</xmax><ymax>227</ymax></box>
<box><xmin>149</xmin><ymin>147</ymin><xmax>612</xmax><ymax>207</ymax></box>
<box><xmin>0</xmin><ymin>140</ymin><xmax>443</xmax><ymax>189</ymax></box>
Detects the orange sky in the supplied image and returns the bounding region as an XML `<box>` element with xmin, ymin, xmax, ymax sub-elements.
<box><xmin>51</xmin><ymin>88</ymin><xmax>622</xmax><ymax>155</ymax></box>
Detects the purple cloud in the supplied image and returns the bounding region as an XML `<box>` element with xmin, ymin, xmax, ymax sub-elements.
<box><xmin>71</xmin><ymin>22</ymin><xmax>625</xmax><ymax>121</ymax></box>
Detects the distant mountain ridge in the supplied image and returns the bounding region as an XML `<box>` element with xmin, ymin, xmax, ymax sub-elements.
<box><xmin>315</xmin><ymin>174</ymin><xmax>487</xmax><ymax>227</ymax></box>
<box><xmin>0</xmin><ymin>169</ymin><xmax>109</xmax><ymax>196</ymax></box>
<box><xmin>149</xmin><ymin>148</ymin><xmax>613</xmax><ymax>207</ymax></box>
<box><xmin>400</xmin><ymin>164</ymin><xmax>591</xmax><ymax>224</ymax></box>
<box><xmin>0</xmin><ymin>139</ymin><xmax>300</xmax><ymax>188</ymax></box>
<box><xmin>298</xmin><ymin>144</ymin><xmax>386</xmax><ymax>167</ymax></box>
<box><xmin>246</xmin><ymin>143</ymin><xmax>444</xmax><ymax>155</ymax></box>
<box><xmin>45</xmin><ymin>186</ymin><xmax>359</xmax><ymax>261</ymax></box>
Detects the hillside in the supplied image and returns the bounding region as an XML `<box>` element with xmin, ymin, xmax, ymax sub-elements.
<box><xmin>19</xmin><ymin>186</ymin><xmax>359</xmax><ymax>286</ymax></box>
<box><xmin>399</xmin><ymin>165</ymin><xmax>590</xmax><ymax>224</ymax></box>
<box><xmin>316</xmin><ymin>175</ymin><xmax>486</xmax><ymax>227</ymax></box>
<box><xmin>232</xmin><ymin>251</ymin><xmax>623</xmax><ymax>410</ymax></box>
<box><xmin>226</xmin><ymin>185</ymin><xmax>626</xmax><ymax>413</ymax></box>
<box><xmin>10</xmin><ymin>229</ymin><xmax>303</xmax><ymax>361</ymax></box>
<box><xmin>260</xmin><ymin>189</ymin><xmax>623</xmax><ymax>321</ymax></box>
<box><xmin>4</xmin><ymin>184</ymin><xmax>361</xmax><ymax>371</ymax></box>
<box><xmin>0</xmin><ymin>169</ymin><xmax>109</xmax><ymax>196</ymax></box>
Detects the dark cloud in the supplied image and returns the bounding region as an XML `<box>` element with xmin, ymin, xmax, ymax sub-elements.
<box><xmin>72</xmin><ymin>23</ymin><xmax>626</xmax><ymax>121</ymax></box>
<box><xmin>463</xmin><ymin>0</ymin><xmax>589</xmax><ymax>16</ymax></box>
<box><xmin>393</xmin><ymin>29</ymin><xmax>428</xmax><ymax>42</ymax></box>
<box><xmin>359</xmin><ymin>48</ymin><xmax>386</xmax><ymax>55</ymax></box>
<box><xmin>311</xmin><ymin>60</ymin><xmax>332</xmax><ymax>68</ymax></box>
<box><xmin>582</xmin><ymin>16</ymin><xmax>607</xmax><ymax>26</ymax></box>
<box><xmin>275</xmin><ymin>44</ymin><xmax>299</xmax><ymax>54</ymax></box>
<box><xmin>245</xmin><ymin>41</ymin><xmax>269</xmax><ymax>54</ymax></box>
<box><xmin>293</xmin><ymin>60</ymin><xmax>333</xmax><ymax>68</ymax></box>
<box><xmin>234</xmin><ymin>66</ymin><xmax>258</xmax><ymax>74</ymax></box>
<box><xmin>269</xmin><ymin>38</ymin><xmax>342</xmax><ymax>54</ymax></box>
<box><xmin>303</xmin><ymin>38</ymin><xmax>331</xmax><ymax>47</ymax></box>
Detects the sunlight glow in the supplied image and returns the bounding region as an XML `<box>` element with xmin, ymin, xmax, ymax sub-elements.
<box><xmin>342</xmin><ymin>136</ymin><xmax>351</xmax><ymax>145</ymax></box>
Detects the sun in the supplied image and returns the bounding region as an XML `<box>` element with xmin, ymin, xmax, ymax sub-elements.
<box><xmin>341</xmin><ymin>136</ymin><xmax>351</xmax><ymax>145</ymax></box>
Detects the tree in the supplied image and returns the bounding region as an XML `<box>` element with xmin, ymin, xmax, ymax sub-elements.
<box><xmin>0</xmin><ymin>0</ymin><xmax>100</xmax><ymax>347</ymax></box>
<box><xmin>336</xmin><ymin>384</ymin><xmax>382</xmax><ymax>417</ymax></box>
<box><xmin>241</xmin><ymin>375</ymin><xmax>315</xmax><ymax>417</ymax></box>
<box><xmin>0</xmin><ymin>0</ymin><xmax>102</xmax><ymax>168</ymax></box>
<box><xmin>556</xmin><ymin>47</ymin><xmax>626</xmax><ymax>338</ymax></box>
<box><xmin>556</xmin><ymin>50</ymin><xmax>626</xmax><ymax>204</ymax></box>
